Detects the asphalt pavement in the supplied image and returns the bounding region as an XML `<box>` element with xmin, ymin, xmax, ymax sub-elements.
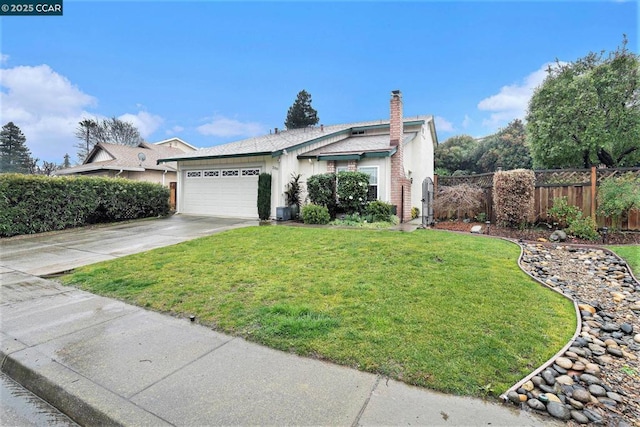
<box><xmin>0</xmin><ymin>215</ymin><xmax>556</xmax><ymax>426</ymax></box>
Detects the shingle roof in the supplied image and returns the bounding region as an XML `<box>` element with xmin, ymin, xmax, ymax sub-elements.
<box><xmin>300</xmin><ymin>132</ymin><xmax>417</xmax><ymax>158</ymax></box>
<box><xmin>157</xmin><ymin>116</ymin><xmax>433</xmax><ymax>163</ymax></box>
<box><xmin>56</xmin><ymin>142</ymin><xmax>184</xmax><ymax>175</ymax></box>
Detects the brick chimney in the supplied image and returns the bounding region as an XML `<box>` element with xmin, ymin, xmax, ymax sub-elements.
<box><xmin>390</xmin><ymin>90</ymin><xmax>403</xmax><ymax>146</ymax></box>
<box><xmin>389</xmin><ymin>90</ymin><xmax>410</xmax><ymax>222</ymax></box>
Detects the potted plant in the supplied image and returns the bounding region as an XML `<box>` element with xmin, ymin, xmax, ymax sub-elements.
<box><xmin>285</xmin><ymin>173</ymin><xmax>302</xmax><ymax>219</ymax></box>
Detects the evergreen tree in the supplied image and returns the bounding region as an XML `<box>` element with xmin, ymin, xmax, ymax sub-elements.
<box><xmin>284</xmin><ymin>90</ymin><xmax>319</xmax><ymax>129</ymax></box>
<box><xmin>527</xmin><ymin>36</ymin><xmax>640</xmax><ymax>168</ymax></box>
<box><xmin>0</xmin><ymin>122</ymin><xmax>33</xmax><ymax>174</ymax></box>
<box><xmin>62</xmin><ymin>153</ymin><xmax>71</xmax><ymax>168</ymax></box>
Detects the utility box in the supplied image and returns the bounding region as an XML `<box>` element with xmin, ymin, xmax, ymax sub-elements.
<box><xmin>276</xmin><ymin>207</ymin><xmax>291</xmax><ymax>221</ymax></box>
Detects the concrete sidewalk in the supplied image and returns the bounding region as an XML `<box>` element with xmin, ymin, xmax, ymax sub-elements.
<box><xmin>1</xmin><ymin>216</ymin><xmax>554</xmax><ymax>426</ymax></box>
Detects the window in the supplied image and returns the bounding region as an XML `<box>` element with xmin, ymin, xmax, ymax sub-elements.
<box><xmin>221</xmin><ymin>169</ymin><xmax>239</xmax><ymax>177</ymax></box>
<box><xmin>203</xmin><ymin>170</ymin><xmax>220</xmax><ymax>178</ymax></box>
<box><xmin>336</xmin><ymin>166</ymin><xmax>348</xmax><ymax>173</ymax></box>
<box><xmin>358</xmin><ymin>166</ymin><xmax>378</xmax><ymax>200</ymax></box>
<box><xmin>186</xmin><ymin>170</ymin><xmax>202</xmax><ymax>178</ymax></box>
<box><xmin>241</xmin><ymin>168</ymin><xmax>260</xmax><ymax>176</ymax></box>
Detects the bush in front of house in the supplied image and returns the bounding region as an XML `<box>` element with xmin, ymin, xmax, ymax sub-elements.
<box><xmin>257</xmin><ymin>173</ymin><xmax>272</xmax><ymax>221</ymax></box>
<box><xmin>306</xmin><ymin>173</ymin><xmax>337</xmax><ymax>217</ymax></box>
<box><xmin>301</xmin><ymin>204</ymin><xmax>331</xmax><ymax>225</ymax></box>
<box><xmin>0</xmin><ymin>174</ymin><xmax>169</xmax><ymax>237</ymax></box>
<box><xmin>365</xmin><ymin>200</ymin><xmax>394</xmax><ymax>222</ymax></box>
<box><xmin>336</xmin><ymin>171</ymin><xmax>369</xmax><ymax>214</ymax></box>
<box><xmin>492</xmin><ymin>169</ymin><xmax>535</xmax><ymax>227</ymax></box>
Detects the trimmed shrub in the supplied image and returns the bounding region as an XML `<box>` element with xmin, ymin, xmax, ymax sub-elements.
<box><xmin>336</xmin><ymin>171</ymin><xmax>369</xmax><ymax>214</ymax></box>
<box><xmin>301</xmin><ymin>204</ymin><xmax>330</xmax><ymax>225</ymax></box>
<box><xmin>433</xmin><ymin>183</ymin><xmax>483</xmax><ymax>221</ymax></box>
<box><xmin>257</xmin><ymin>173</ymin><xmax>272</xmax><ymax>221</ymax></box>
<box><xmin>306</xmin><ymin>173</ymin><xmax>337</xmax><ymax>217</ymax></box>
<box><xmin>492</xmin><ymin>169</ymin><xmax>535</xmax><ymax>227</ymax></box>
<box><xmin>365</xmin><ymin>200</ymin><xmax>394</xmax><ymax>222</ymax></box>
<box><xmin>597</xmin><ymin>172</ymin><xmax>640</xmax><ymax>230</ymax></box>
<box><xmin>0</xmin><ymin>174</ymin><xmax>169</xmax><ymax>237</ymax></box>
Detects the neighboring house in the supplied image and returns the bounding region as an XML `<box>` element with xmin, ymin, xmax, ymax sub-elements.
<box><xmin>154</xmin><ymin>137</ymin><xmax>198</xmax><ymax>153</ymax></box>
<box><xmin>157</xmin><ymin>90</ymin><xmax>438</xmax><ymax>221</ymax></box>
<box><xmin>56</xmin><ymin>140</ymin><xmax>195</xmax><ymax>187</ymax></box>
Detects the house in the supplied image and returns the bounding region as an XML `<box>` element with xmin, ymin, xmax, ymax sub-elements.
<box><xmin>55</xmin><ymin>139</ymin><xmax>195</xmax><ymax>187</ymax></box>
<box><xmin>157</xmin><ymin>90</ymin><xmax>438</xmax><ymax>222</ymax></box>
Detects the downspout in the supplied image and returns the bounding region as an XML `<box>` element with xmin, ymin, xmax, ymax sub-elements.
<box><xmin>115</xmin><ymin>169</ymin><xmax>123</xmax><ymax>177</ymax></box>
<box><xmin>162</xmin><ymin>170</ymin><xmax>167</xmax><ymax>186</ymax></box>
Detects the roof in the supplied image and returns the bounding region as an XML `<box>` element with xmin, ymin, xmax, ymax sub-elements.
<box><xmin>56</xmin><ymin>142</ymin><xmax>184</xmax><ymax>176</ymax></box>
<box><xmin>298</xmin><ymin>132</ymin><xmax>417</xmax><ymax>161</ymax></box>
<box><xmin>153</xmin><ymin>137</ymin><xmax>198</xmax><ymax>152</ymax></box>
<box><xmin>157</xmin><ymin>116</ymin><xmax>435</xmax><ymax>163</ymax></box>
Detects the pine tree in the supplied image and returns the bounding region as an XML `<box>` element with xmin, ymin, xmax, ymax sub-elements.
<box><xmin>0</xmin><ymin>122</ymin><xmax>33</xmax><ymax>174</ymax></box>
<box><xmin>62</xmin><ymin>153</ymin><xmax>71</xmax><ymax>168</ymax></box>
<box><xmin>284</xmin><ymin>90</ymin><xmax>319</xmax><ymax>129</ymax></box>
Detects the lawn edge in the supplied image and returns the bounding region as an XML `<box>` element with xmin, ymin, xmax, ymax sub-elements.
<box><xmin>498</xmin><ymin>238</ymin><xmax>581</xmax><ymax>402</ymax></box>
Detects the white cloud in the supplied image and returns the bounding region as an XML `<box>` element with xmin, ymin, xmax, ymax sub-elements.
<box><xmin>118</xmin><ymin>111</ymin><xmax>163</xmax><ymax>139</ymax></box>
<box><xmin>165</xmin><ymin>125</ymin><xmax>184</xmax><ymax>135</ymax></box>
<box><xmin>0</xmin><ymin>63</ymin><xmax>166</xmax><ymax>163</ymax></box>
<box><xmin>0</xmin><ymin>64</ymin><xmax>97</xmax><ymax>162</ymax></box>
<box><xmin>197</xmin><ymin>115</ymin><xmax>265</xmax><ymax>138</ymax></box>
<box><xmin>434</xmin><ymin>116</ymin><xmax>454</xmax><ymax>133</ymax></box>
<box><xmin>477</xmin><ymin>62</ymin><xmax>564</xmax><ymax>129</ymax></box>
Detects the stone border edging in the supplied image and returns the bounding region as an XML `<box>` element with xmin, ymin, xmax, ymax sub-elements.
<box><xmin>498</xmin><ymin>238</ymin><xmax>583</xmax><ymax>402</ymax></box>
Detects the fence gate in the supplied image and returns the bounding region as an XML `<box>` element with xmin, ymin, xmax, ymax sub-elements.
<box><xmin>421</xmin><ymin>177</ymin><xmax>434</xmax><ymax>227</ymax></box>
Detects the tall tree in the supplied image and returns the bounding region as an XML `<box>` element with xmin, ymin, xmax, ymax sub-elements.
<box><xmin>526</xmin><ymin>36</ymin><xmax>640</xmax><ymax>169</ymax></box>
<box><xmin>284</xmin><ymin>90</ymin><xmax>319</xmax><ymax>129</ymax></box>
<box><xmin>75</xmin><ymin>119</ymin><xmax>98</xmax><ymax>163</ymax></box>
<box><xmin>434</xmin><ymin>135</ymin><xmax>477</xmax><ymax>175</ymax></box>
<box><xmin>74</xmin><ymin>117</ymin><xmax>144</xmax><ymax>162</ymax></box>
<box><xmin>0</xmin><ymin>122</ymin><xmax>33</xmax><ymax>174</ymax></box>
<box><xmin>62</xmin><ymin>153</ymin><xmax>72</xmax><ymax>169</ymax></box>
<box><xmin>475</xmin><ymin>119</ymin><xmax>532</xmax><ymax>173</ymax></box>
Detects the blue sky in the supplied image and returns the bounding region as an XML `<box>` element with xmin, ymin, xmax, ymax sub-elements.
<box><xmin>1</xmin><ymin>1</ymin><xmax>637</xmax><ymax>164</ymax></box>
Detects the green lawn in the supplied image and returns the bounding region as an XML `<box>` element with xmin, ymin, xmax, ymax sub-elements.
<box><xmin>61</xmin><ymin>227</ymin><xmax>575</xmax><ymax>397</ymax></box>
<box><xmin>607</xmin><ymin>245</ymin><xmax>640</xmax><ymax>276</ymax></box>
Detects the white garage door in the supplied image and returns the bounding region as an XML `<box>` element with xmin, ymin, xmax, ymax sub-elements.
<box><xmin>182</xmin><ymin>167</ymin><xmax>260</xmax><ymax>218</ymax></box>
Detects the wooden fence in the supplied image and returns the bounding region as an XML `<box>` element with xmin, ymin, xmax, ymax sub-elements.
<box><xmin>435</xmin><ymin>167</ymin><xmax>640</xmax><ymax>231</ymax></box>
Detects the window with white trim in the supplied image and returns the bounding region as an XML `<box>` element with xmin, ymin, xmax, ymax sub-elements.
<box><xmin>186</xmin><ymin>170</ymin><xmax>202</xmax><ymax>178</ymax></box>
<box><xmin>358</xmin><ymin>166</ymin><xmax>378</xmax><ymax>200</ymax></box>
<box><xmin>221</xmin><ymin>169</ymin><xmax>239</xmax><ymax>177</ymax></box>
<box><xmin>241</xmin><ymin>168</ymin><xmax>260</xmax><ymax>176</ymax></box>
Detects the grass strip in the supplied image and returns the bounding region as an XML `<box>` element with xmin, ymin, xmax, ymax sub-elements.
<box><xmin>607</xmin><ymin>245</ymin><xmax>640</xmax><ymax>276</ymax></box>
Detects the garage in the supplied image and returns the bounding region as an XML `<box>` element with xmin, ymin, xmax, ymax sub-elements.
<box><xmin>181</xmin><ymin>167</ymin><xmax>261</xmax><ymax>218</ymax></box>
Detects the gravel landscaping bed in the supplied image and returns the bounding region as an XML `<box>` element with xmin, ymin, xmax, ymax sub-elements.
<box><xmin>431</xmin><ymin>222</ymin><xmax>638</xmax><ymax>424</ymax></box>
<box><xmin>508</xmin><ymin>244</ymin><xmax>639</xmax><ymax>426</ymax></box>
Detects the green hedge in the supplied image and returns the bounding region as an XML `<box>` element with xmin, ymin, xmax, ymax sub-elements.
<box><xmin>0</xmin><ymin>174</ymin><xmax>170</xmax><ymax>237</ymax></box>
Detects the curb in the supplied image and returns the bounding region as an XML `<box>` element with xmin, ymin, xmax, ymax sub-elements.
<box><xmin>0</xmin><ymin>346</ymin><xmax>170</xmax><ymax>426</ymax></box>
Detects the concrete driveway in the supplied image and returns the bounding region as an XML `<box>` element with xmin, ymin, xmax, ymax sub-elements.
<box><xmin>0</xmin><ymin>215</ymin><xmax>257</xmax><ymax>277</ymax></box>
